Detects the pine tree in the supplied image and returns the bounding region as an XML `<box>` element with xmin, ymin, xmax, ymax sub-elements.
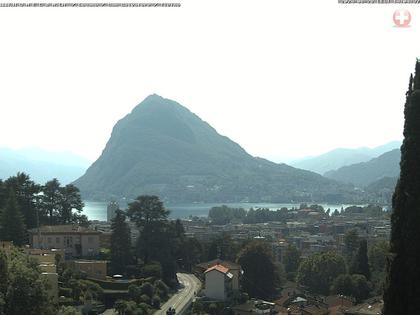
<box><xmin>350</xmin><ymin>239</ymin><xmax>370</xmax><ymax>280</ymax></box>
<box><xmin>110</xmin><ymin>210</ymin><xmax>132</xmax><ymax>275</ymax></box>
<box><xmin>383</xmin><ymin>60</ymin><xmax>420</xmax><ymax>315</ymax></box>
<box><xmin>4</xmin><ymin>173</ymin><xmax>40</xmax><ymax>229</ymax></box>
<box><xmin>0</xmin><ymin>191</ymin><xmax>26</xmax><ymax>246</ymax></box>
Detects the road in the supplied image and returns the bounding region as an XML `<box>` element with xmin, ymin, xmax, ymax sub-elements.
<box><xmin>155</xmin><ymin>273</ymin><xmax>202</xmax><ymax>315</ymax></box>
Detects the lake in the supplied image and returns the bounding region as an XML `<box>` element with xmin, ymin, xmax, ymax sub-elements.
<box><xmin>82</xmin><ymin>201</ymin><xmax>357</xmax><ymax>221</ymax></box>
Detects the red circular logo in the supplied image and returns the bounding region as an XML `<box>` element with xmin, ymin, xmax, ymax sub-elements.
<box><xmin>393</xmin><ymin>10</ymin><xmax>411</xmax><ymax>27</ymax></box>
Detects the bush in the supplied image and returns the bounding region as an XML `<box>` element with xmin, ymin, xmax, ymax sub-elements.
<box><xmin>140</xmin><ymin>282</ymin><xmax>154</xmax><ymax>298</ymax></box>
<box><xmin>331</xmin><ymin>274</ymin><xmax>371</xmax><ymax>302</ymax></box>
<box><xmin>152</xmin><ymin>295</ymin><xmax>161</xmax><ymax>308</ymax></box>
<box><xmin>141</xmin><ymin>262</ymin><xmax>162</xmax><ymax>279</ymax></box>
<box><xmin>154</xmin><ymin>280</ymin><xmax>169</xmax><ymax>299</ymax></box>
<box><xmin>140</xmin><ymin>294</ymin><xmax>151</xmax><ymax>304</ymax></box>
<box><xmin>128</xmin><ymin>284</ymin><xmax>142</xmax><ymax>303</ymax></box>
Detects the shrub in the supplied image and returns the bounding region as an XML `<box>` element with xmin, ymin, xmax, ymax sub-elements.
<box><xmin>152</xmin><ymin>295</ymin><xmax>161</xmax><ymax>308</ymax></box>
<box><xmin>140</xmin><ymin>294</ymin><xmax>151</xmax><ymax>304</ymax></box>
<box><xmin>140</xmin><ymin>282</ymin><xmax>154</xmax><ymax>298</ymax></box>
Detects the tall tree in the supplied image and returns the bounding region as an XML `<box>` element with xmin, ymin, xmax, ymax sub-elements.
<box><xmin>41</xmin><ymin>179</ymin><xmax>62</xmax><ymax>225</ymax></box>
<box><xmin>4</xmin><ymin>173</ymin><xmax>41</xmax><ymax>229</ymax></box>
<box><xmin>283</xmin><ymin>244</ymin><xmax>301</xmax><ymax>274</ymax></box>
<box><xmin>59</xmin><ymin>184</ymin><xmax>84</xmax><ymax>224</ymax></box>
<box><xmin>344</xmin><ymin>229</ymin><xmax>359</xmax><ymax>260</ymax></box>
<box><xmin>238</xmin><ymin>241</ymin><xmax>280</xmax><ymax>299</ymax></box>
<box><xmin>383</xmin><ymin>60</ymin><xmax>420</xmax><ymax>315</ymax></box>
<box><xmin>127</xmin><ymin>195</ymin><xmax>169</xmax><ymax>264</ymax></box>
<box><xmin>40</xmin><ymin>180</ymin><xmax>84</xmax><ymax>225</ymax></box>
<box><xmin>369</xmin><ymin>240</ymin><xmax>389</xmax><ymax>274</ymax></box>
<box><xmin>0</xmin><ymin>191</ymin><xmax>26</xmax><ymax>246</ymax></box>
<box><xmin>350</xmin><ymin>239</ymin><xmax>370</xmax><ymax>280</ymax></box>
<box><xmin>110</xmin><ymin>210</ymin><xmax>132</xmax><ymax>275</ymax></box>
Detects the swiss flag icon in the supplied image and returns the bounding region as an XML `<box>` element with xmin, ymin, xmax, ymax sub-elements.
<box><xmin>393</xmin><ymin>10</ymin><xmax>411</xmax><ymax>28</ymax></box>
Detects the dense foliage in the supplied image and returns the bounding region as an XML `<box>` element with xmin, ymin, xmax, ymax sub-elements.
<box><xmin>0</xmin><ymin>192</ymin><xmax>27</xmax><ymax>246</ymax></box>
<box><xmin>296</xmin><ymin>251</ymin><xmax>347</xmax><ymax>295</ymax></box>
<box><xmin>127</xmin><ymin>195</ymin><xmax>197</xmax><ymax>285</ymax></box>
<box><xmin>383</xmin><ymin>61</ymin><xmax>420</xmax><ymax>315</ymax></box>
<box><xmin>283</xmin><ymin>244</ymin><xmax>301</xmax><ymax>276</ymax></box>
<box><xmin>0</xmin><ymin>248</ymin><xmax>55</xmax><ymax>315</ymax></box>
<box><xmin>331</xmin><ymin>274</ymin><xmax>370</xmax><ymax>302</ymax></box>
<box><xmin>0</xmin><ymin>173</ymin><xmax>86</xmax><ymax>242</ymax></box>
<box><xmin>237</xmin><ymin>241</ymin><xmax>282</xmax><ymax>299</ymax></box>
<box><xmin>208</xmin><ymin>204</ymin><xmax>328</xmax><ymax>225</ymax></box>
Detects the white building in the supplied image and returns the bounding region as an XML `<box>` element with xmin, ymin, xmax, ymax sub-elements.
<box><xmin>107</xmin><ymin>201</ymin><xmax>119</xmax><ymax>222</ymax></box>
<box><xmin>204</xmin><ymin>264</ymin><xmax>234</xmax><ymax>301</ymax></box>
<box><xmin>28</xmin><ymin>225</ymin><xmax>101</xmax><ymax>259</ymax></box>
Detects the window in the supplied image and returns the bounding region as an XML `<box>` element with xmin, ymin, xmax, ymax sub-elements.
<box><xmin>64</xmin><ymin>237</ymin><xmax>73</xmax><ymax>248</ymax></box>
<box><xmin>47</xmin><ymin>237</ymin><xmax>52</xmax><ymax>244</ymax></box>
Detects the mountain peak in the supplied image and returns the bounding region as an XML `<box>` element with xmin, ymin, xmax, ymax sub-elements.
<box><xmin>74</xmin><ymin>97</ymin><xmax>358</xmax><ymax>203</ymax></box>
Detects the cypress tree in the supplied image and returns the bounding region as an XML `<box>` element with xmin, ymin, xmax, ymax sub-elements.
<box><xmin>383</xmin><ymin>60</ymin><xmax>420</xmax><ymax>315</ymax></box>
<box><xmin>110</xmin><ymin>210</ymin><xmax>132</xmax><ymax>275</ymax></box>
<box><xmin>0</xmin><ymin>191</ymin><xmax>26</xmax><ymax>246</ymax></box>
<box><xmin>350</xmin><ymin>239</ymin><xmax>370</xmax><ymax>280</ymax></box>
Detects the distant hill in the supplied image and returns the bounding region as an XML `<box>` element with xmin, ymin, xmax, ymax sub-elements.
<box><xmin>290</xmin><ymin>141</ymin><xmax>401</xmax><ymax>175</ymax></box>
<box><xmin>0</xmin><ymin>147</ymin><xmax>91</xmax><ymax>185</ymax></box>
<box><xmin>324</xmin><ymin>149</ymin><xmax>401</xmax><ymax>187</ymax></box>
<box><xmin>366</xmin><ymin>176</ymin><xmax>398</xmax><ymax>193</ymax></box>
<box><xmin>74</xmin><ymin>94</ymin><xmax>362</xmax><ymax>204</ymax></box>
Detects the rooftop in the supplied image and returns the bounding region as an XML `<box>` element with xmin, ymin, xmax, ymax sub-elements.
<box><xmin>197</xmin><ymin>258</ymin><xmax>240</xmax><ymax>270</ymax></box>
<box><xmin>28</xmin><ymin>225</ymin><xmax>101</xmax><ymax>235</ymax></box>
<box><xmin>205</xmin><ymin>264</ymin><xmax>230</xmax><ymax>274</ymax></box>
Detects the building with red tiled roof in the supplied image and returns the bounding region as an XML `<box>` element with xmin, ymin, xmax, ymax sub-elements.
<box><xmin>204</xmin><ymin>263</ymin><xmax>236</xmax><ymax>301</ymax></box>
<box><xmin>197</xmin><ymin>259</ymin><xmax>241</xmax><ymax>295</ymax></box>
<box><xmin>205</xmin><ymin>264</ymin><xmax>231</xmax><ymax>275</ymax></box>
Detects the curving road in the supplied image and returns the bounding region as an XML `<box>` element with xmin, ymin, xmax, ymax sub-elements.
<box><xmin>155</xmin><ymin>273</ymin><xmax>202</xmax><ymax>315</ymax></box>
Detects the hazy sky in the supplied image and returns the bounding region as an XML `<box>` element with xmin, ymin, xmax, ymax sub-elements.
<box><xmin>0</xmin><ymin>0</ymin><xmax>418</xmax><ymax>163</ymax></box>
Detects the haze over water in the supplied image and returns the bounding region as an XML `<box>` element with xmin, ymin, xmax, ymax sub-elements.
<box><xmin>83</xmin><ymin>200</ymin><xmax>361</xmax><ymax>221</ymax></box>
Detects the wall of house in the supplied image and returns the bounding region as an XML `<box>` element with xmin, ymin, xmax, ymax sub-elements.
<box><xmin>30</xmin><ymin>233</ymin><xmax>100</xmax><ymax>258</ymax></box>
<box><xmin>205</xmin><ymin>271</ymin><xmax>226</xmax><ymax>300</ymax></box>
<box><xmin>80</xmin><ymin>235</ymin><xmax>100</xmax><ymax>257</ymax></box>
<box><xmin>230</xmin><ymin>269</ymin><xmax>240</xmax><ymax>291</ymax></box>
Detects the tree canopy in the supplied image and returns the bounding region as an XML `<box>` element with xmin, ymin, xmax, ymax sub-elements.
<box><xmin>0</xmin><ymin>248</ymin><xmax>54</xmax><ymax>315</ymax></box>
<box><xmin>238</xmin><ymin>241</ymin><xmax>281</xmax><ymax>299</ymax></box>
<box><xmin>297</xmin><ymin>251</ymin><xmax>347</xmax><ymax>295</ymax></box>
<box><xmin>0</xmin><ymin>191</ymin><xmax>26</xmax><ymax>246</ymax></box>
